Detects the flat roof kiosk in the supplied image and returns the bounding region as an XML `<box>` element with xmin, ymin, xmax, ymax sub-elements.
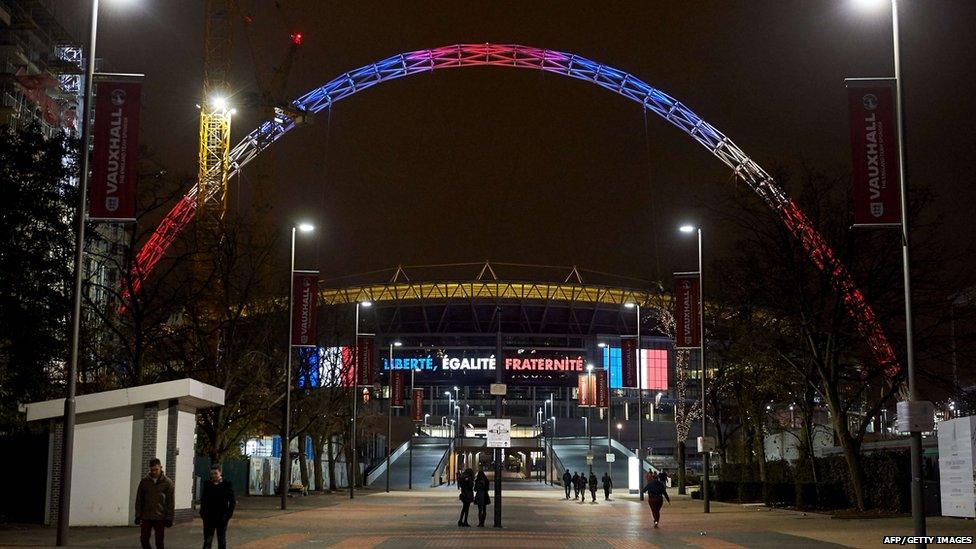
<box><xmin>25</xmin><ymin>379</ymin><xmax>224</xmax><ymax>526</ymax></box>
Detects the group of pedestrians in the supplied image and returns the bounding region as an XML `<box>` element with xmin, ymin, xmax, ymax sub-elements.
<box><xmin>456</xmin><ymin>468</ymin><xmax>492</xmax><ymax>527</ymax></box>
<box><xmin>557</xmin><ymin>467</ymin><xmax>672</xmax><ymax>529</ymax></box>
<box><xmin>560</xmin><ymin>469</ymin><xmax>613</xmax><ymax>503</ymax></box>
<box><xmin>133</xmin><ymin>458</ymin><xmax>236</xmax><ymax>549</ymax></box>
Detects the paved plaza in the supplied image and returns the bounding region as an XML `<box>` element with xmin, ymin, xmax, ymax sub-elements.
<box><xmin>1</xmin><ymin>482</ymin><xmax>973</xmax><ymax>548</ymax></box>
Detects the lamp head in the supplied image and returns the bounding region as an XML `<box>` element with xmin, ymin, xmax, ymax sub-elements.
<box><xmin>393</xmin><ymin>341</ymin><xmax>402</xmax><ymax>347</ymax></box>
<box><xmin>597</xmin><ymin>342</ymin><xmax>606</xmax><ymax>348</ymax></box>
<box><xmin>297</xmin><ymin>223</ymin><xmax>314</xmax><ymax>233</ymax></box>
<box><xmin>852</xmin><ymin>0</ymin><xmax>887</xmax><ymax>10</ymax></box>
<box><xmin>211</xmin><ymin>96</ymin><xmax>228</xmax><ymax>111</ymax></box>
<box><xmin>360</xmin><ymin>300</ymin><xmax>372</xmax><ymax>307</ymax></box>
<box><xmin>679</xmin><ymin>224</ymin><xmax>696</xmax><ymax>234</ymax></box>
<box><xmin>624</xmin><ymin>302</ymin><xmax>636</xmax><ymax>309</ymax></box>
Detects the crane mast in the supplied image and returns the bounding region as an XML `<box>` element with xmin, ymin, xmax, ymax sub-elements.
<box><xmin>199</xmin><ymin>0</ymin><xmax>233</xmax><ymax>219</ymax></box>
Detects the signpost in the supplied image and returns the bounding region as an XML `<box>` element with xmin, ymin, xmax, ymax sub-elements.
<box><xmin>937</xmin><ymin>416</ymin><xmax>976</xmax><ymax>518</ymax></box>
<box><xmin>487</xmin><ymin>419</ymin><xmax>512</xmax><ymax>448</ymax></box>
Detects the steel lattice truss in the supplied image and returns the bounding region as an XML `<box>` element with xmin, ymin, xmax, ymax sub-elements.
<box><xmin>132</xmin><ymin>43</ymin><xmax>898</xmax><ymax>372</ymax></box>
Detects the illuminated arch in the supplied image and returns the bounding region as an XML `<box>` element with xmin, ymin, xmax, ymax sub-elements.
<box><xmin>133</xmin><ymin>44</ymin><xmax>898</xmax><ymax>371</ymax></box>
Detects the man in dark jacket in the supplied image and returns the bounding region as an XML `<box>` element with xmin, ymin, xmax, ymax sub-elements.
<box><xmin>602</xmin><ymin>472</ymin><xmax>613</xmax><ymax>500</ymax></box>
<box><xmin>200</xmin><ymin>464</ymin><xmax>236</xmax><ymax>549</ymax></box>
<box><xmin>134</xmin><ymin>458</ymin><xmax>175</xmax><ymax>549</ymax></box>
<box><xmin>562</xmin><ymin>469</ymin><xmax>572</xmax><ymax>499</ymax></box>
<box><xmin>587</xmin><ymin>472</ymin><xmax>598</xmax><ymax>502</ymax></box>
<box><xmin>571</xmin><ymin>472</ymin><xmax>580</xmax><ymax>500</ymax></box>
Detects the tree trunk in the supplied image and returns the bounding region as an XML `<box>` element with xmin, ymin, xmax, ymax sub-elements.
<box><xmin>825</xmin><ymin>385</ymin><xmax>867</xmax><ymax>510</ymax></box>
<box><xmin>327</xmin><ymin>434</ymin><xmax>338</xmax><ymax>491</ymax></box>
<box><xmin>299</xmin><ymin>442</ymin><xmax>309</xmax><ymax>491</ymax></box>
<box><xmin>311</xmin><ymin>433</ymin><xmax>324</xmax><ymax>492</ymax></box>
<box><xmin>279</xmin><ymin>422</ymin><xmax>289</xmax><ymax>497</ymax></box>
<box><xmin>754</xmin><ymin>417</ymin><xmax>768</xmax><ymax>505</ymax></box>
<box><xmin>837</xmin><ymin>430</ymin><xmax>866</xmax><ymax>510</ymax></box>
<box><xmin>677</xmin><ymin>440</ymin><xmax>687</xmax><ymax>495</ymax></box>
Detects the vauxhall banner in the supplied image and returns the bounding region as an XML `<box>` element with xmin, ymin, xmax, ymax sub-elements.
<box><xmin>621</xmin><ymin>338</ymin><xmax>638</xmax><ymax>388</ymax></box>
<box><xmin>846</xmin><ymin>78</ymin><xmax>902</xmax><ymax>225</ymax></box>
<box><xmin>411</xmin><ymin>388</ymin><xmax>424</xmax><ymax>421</ymax></box>
<box><xmin>390</xmin><ymin>370</ymin><xmax>405</xmax><ymax>408</ymax></box>
<box><xmin>595</xmin><ymin>370</ymin><xmax>609</xmax><ymax>408</ymax></box>
<box><xmin>674</xmin><ymin>274</ymin><xmax>700</xmax><ymax>349</ymax></box>
<box><xmin>90</xmin><ymin>80</ymin><xmax>141</xmax><ymax>221</ymax></box>
<box><xmin>356</xmin><ymin>336</ymin><xmax>375</xmax><ymax>386</ymax></box>
<box><xmin>290</xmin><ymin>271</ymin><xmax>318</xmax><ymax>347</ymax></box>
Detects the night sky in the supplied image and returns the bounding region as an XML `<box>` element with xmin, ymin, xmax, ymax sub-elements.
<box><xmin>57</xmin><ymin>1</ymin><xmax>976</xmax><ymax>287</ymax></box>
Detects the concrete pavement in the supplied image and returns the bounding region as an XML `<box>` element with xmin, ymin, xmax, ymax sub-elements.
<box><xmin>1</xmin><ymin>481</ymin><xmax>973</xmax><ymax>548</ymax></box>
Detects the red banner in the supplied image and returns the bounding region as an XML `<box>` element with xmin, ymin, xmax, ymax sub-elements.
<box><xmin>674</xmin><ymin>274</ymin><xmax>700</xmax><ymax>349</ymax></box>
<box><xmin>577</xmin><ymin>373</ymin><xmax>597</xmax><ymax>407</ymax></box>
<box><xmin>595</xmin><ymin>370</ymin><xmax>609</xmax><ymax>408</ymax></box>
<box><xmin>356</xmin><ymin>336</ymin><xmax>375</xmax><ymax>386</ymax></box>
<box><xmin>411</xmin><ymin>388</ymin><xmax>424</xmax><ymax>421</ymax></box>
<box><xmin>90</xmin><ymin>81</ymin><xmax>141</xmax><ymax>221</ymax></box>
<box><xmin>847</xmin><ymin>78</ymin><xmax>902</xmax><ymax>225</ymax></box>
<box><xmin>290</xmin><ymin>272</ymin><xmax>318</xmax><ymax>347</ymax></box>
<box><xmin>621</xmin><ymin>338</ymin><xmax>637</xmax><ymax>388</ymax></box>
<box><xmin>390</xmin><ymin>371</ymin><xmax>405</xmax><ymax>407</ymax></box>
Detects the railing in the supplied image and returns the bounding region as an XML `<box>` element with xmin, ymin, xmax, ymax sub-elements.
<box><xmin>365</xmin><ymin>439</ymin><xmax>411</xmax><ymax>486</ymax></box>
<box><xmin>430</xmin><ymin>444</ymin><xmax>451</xmax><ymax>487</ymax></box>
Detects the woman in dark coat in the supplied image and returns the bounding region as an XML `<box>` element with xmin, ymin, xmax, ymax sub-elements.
<box><xmin>641</xmin><ymin>475</ymin><xmax>671</xmax><ymax>528</ymax></box>
<box><xmin>457</xmin><ymin>468</ymin><xmax>474</xmax><ymax>527</ymax></box>
<box><xmin>473</xmin><ymin>470</ymin><xmax>491</xmax><ymax>527</ymax></box>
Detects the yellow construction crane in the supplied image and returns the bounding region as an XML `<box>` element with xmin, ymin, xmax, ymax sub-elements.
<box><xmin>199</xmin><ymin>0</ymin><xmax>234</xmax><ymax>220</ymax></box>
<box><xmin>199</xmin><ymin>0</ymin><xmax>299</xmax><ymax>225</ymax></box>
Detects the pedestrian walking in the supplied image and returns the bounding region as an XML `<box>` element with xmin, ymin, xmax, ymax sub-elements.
<box><xmin>601</xmin><ymin>472</ymin><xmax>612</xmax><ymax>501</ymax></box>
<box><xmin>200</xmin><ymin>464</ymin><xmax>236</xmax><ymax>549</ymax></box>
<box><xmin>473</xmin><ymin>470</ymin><xmax>491</xmax><ymax>527</ymax></box>
<box><xmin>587</xmin><ymin>472</ymin><xmax>598</xmax><ymax>502</ymax></box>
<box><xmin>641</xmin><ymin>474</ymin><xmax>671</xmax><ymax>528</ymax></box>
<box><xmin>562</xmin><ymin>469</ymin><xmax>572</xmax><ymax>499</ymax></box>
<box><xmin>457</xmin><ymin>468</ymin><xmax>474</xmax><ymax>527</ymax></box>
<box><xmin>657</xmin><ymin>470</ymin><xmax>669</xmax><ymax>487</ymax></box>
<box><xmin>572</xmin><ymin>471</ymin><xmax>581</xmax><ymax>500</ymax></box>
<box><xmin>576</xmin><ymin>472</ymin><xmax>586</xmax><ymax>504</ymax></box>
<box><xmin>134</xmin><ymin>457</ymin><xmax>174</xmax><ymax>549</ymax></box>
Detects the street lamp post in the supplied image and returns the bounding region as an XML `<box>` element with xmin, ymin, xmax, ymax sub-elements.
<box><xmin>543</xmin><ymin>397</ymin><xmax>553</xmax><ymax>484</ymax></box>
<box><xmin>599</xmin><ymin>341</ymin><xmax>613</xmax><ymax>486</ymax></box>
<box><xmin>409</xmin><ymin>359</ymin><xmax>417</xmax><ymax>490</ymax></box>
<box><xmin>282</xmin><ymin>223</ymin><xmax>315</xmax><ymax>511</ymax></box>
<box><xmin>680</xmin><ymin>224</ymin><xmax>709</xmax><ymax>513</ymax></box>
<box><xmin>445</xmin><ymin>391</ymin><xmax>454</xmax><ymax>484</ymax></box>
<box><xmin>386</xmin><ymin>340</ymin><xmax>401</xmax><ymax>493</ymax></box>
<box><xmin>586</xmin><ymin>364</ymin><xmax>594</xmax><ymax>474</ymax></box>
<box><xmin>853</xmin><ymin>0</ymin><xmax>927</xmax><ymax>542</ymax></box>
<box><xmin>350</xmin><ymin>300</ymin><xmax>370</xmax><ymax>499</ymax></box>
<box><xmin>625</xmin><ymin>302</ymin><xmax>644</xmax><ymax>500</ymax></box>
<box><xmin>57</xmin><ymin>0</ymin><xmax>101</xmax><ymax>543</ymax></box>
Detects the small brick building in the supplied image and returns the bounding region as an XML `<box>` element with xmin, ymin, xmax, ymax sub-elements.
<box><xmin>25</xmin><ymin>379</ymin><xmax>224</xmax><ymax>527</ymax></box>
